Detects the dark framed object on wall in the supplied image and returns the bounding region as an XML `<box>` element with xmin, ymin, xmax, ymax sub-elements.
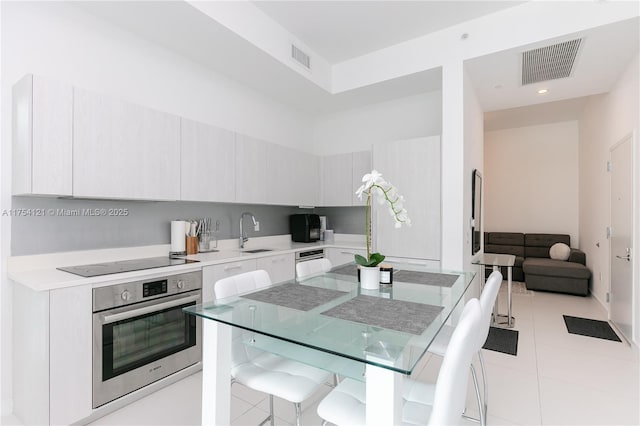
<box><xmin>471</xmin><ymin>169</ymin><xmax>482</xmax><ymax>255</ymax></box>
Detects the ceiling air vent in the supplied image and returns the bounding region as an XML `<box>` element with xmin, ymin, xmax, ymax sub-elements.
<box><xmin>521</xmin><ymin>38</ymin><xmax>582</xmax><ymax>85</ymax></box>
<box><xmin>291</xmin><ymin>44</ymin><xmax>311</xmax><ymax>70</ymax></box>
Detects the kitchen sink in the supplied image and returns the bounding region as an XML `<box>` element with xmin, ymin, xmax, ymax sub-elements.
<box><xmin>243</xmin><ymin>249</ymin><xmax>273</xmax><ymax>253</ymax></box>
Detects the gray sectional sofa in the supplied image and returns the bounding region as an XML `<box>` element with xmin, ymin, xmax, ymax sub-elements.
<box><xmin>484</xmin><ymin>232</ymin><xmax>592</xmax><ymax>296</ymax></box>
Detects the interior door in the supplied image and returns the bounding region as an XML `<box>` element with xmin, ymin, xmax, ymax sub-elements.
<box><xmin>610</xmin><ymin>134</ymin><xmax>633</xmax><ymax>342</ymax></box>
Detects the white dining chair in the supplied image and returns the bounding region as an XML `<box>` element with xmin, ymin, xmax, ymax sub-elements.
<box><xmin>426</xmin><ymin>270</ymin><xmax>503</xmax><ymax>426</ymax></box>
<box><xmin>295</xmin><ymin>258</ymin><xmax>333</xmax><ymax>279</ymax></box>
<box><xmin>214</xmin><ymin>270</ymin><xmax>331</xmax><ymax>426</ymax></box>
<box><xmin>316</xmin><ymin>297</ymin><xmax>483</xmax><ymax>426</ymax></box>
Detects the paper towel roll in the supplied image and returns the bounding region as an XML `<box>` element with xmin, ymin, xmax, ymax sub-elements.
<box><xmin>170</xmin><ymin>220</ymin><xmax>186</xmax><ymax>255</ymax></box>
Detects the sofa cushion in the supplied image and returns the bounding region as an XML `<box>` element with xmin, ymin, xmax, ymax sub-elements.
<box><xmin>568</xmin><ymin>249</ymin><xmax>587</xmax><ymax>266</ymax></box>
<box><xmin>525</xmin><ymin>233</ymin><xmax>570</xmax><ymax>258</ymax></box>
<box><xmin>487</xmin><ymin>232</ymin><xmax>525</xmax><ymax>246</ymax></box>
<box><xmin>523</xmin><ymin>258</ymin><xmax>591</xmax><ymax>280</ymax></box>
<box><xmin>549</xmin><ymin>243</ymin><xmax>571</xmax><ymax>261</ymax></box>
<box><xmin>485</xmin><ymin>244</ymin><xmax>525</xmax><ymax>257</ymax></box>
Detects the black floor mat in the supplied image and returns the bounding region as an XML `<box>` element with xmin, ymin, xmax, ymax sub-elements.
<box><xmin>482</xmin><ymin>326</ymin><xmax>519</xmax><ymax>356</ymax></box>
<box><xmin>563</xmin><ymin>315</ymin><xmax>622</xmax><ymax>342</ymax></box>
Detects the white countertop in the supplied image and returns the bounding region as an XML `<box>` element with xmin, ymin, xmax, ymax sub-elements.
<box><xmin>8</xmin><ymin>234</ymin><xmax>365</xmax><ymax>292</ymax></box>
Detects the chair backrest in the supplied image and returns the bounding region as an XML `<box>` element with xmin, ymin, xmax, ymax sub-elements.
<box><xmin>296</xmin><ymin>258</ymin><xmax>332</xmax><ymax>279</ymax></box>
<box><xmin>477</xmin><ymin>271</ymin><xmax>502</xmax><ymax>349</ymax></box>
<box><xmin>214</xmin><ymin>270</ymin><xmax>273</xmax><ymax>368</ymax></box>
<box><xmin>214</xmin><ymin>269</ymin><xmax>272</xmax><ymax>299</ymax></box>
<box><xmin>428</xmin><ymin>298</ymin><xmax>482</xmax><ymax>426</ymax></box>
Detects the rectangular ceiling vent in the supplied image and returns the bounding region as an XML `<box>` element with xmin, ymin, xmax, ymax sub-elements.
<box><xmin>291</xmin><ymin>44</ymin><xmax>311</xmax><ymax>70</ymax></box>
<box><xmin>521</xmin><ymin>38</ymin><xmax>582</xmax><ymax>85</ymax></box>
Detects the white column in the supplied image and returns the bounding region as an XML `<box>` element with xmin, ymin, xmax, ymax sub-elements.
<box><xmin>365</xmin><ymin>364</ymin><xmax>402</xmax><ymax>426</ymax></box>
<box><xmin>441</xmin><ymin>59</ymin><xmax>465</xmax><ymax>271</ymax></box>
<box><xmin>201</xmin><ymin>320</ymin><xmax>231</xmax><ymax>426</ymax></box>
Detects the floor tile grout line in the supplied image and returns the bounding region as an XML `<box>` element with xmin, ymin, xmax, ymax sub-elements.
<box><xmin>531</xmin><ymin>291</ymin><xmax>546</xmax><ymax>426</ymax></box>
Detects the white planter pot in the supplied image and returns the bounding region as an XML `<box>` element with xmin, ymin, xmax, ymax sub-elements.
<box><xmin>359</xmin><ymin>266</ymin><xmax>380</xmax><ymax>290</ymax></box>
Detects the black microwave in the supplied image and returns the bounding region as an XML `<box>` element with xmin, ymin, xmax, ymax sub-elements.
<box><xmin>290</xmin><ymin>214</ymin><xmax>321</xmax><ymax>242</ymax></box>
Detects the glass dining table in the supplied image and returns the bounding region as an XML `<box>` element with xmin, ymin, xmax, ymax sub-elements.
<box><xmin>184</xmin><ymin>263</ymin><xmax>475</xmax><ymax>426</ymax></box>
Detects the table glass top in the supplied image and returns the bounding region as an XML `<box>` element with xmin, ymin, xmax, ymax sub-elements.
<box><xmin>472</xmin><ymin>253</ymin><xmax>516</xmax><ymax>267</ymax></box>
<box><xmin>184</xmin><ymin>264</ymin><xmax>475</xmax><ymax>377</ymax></box>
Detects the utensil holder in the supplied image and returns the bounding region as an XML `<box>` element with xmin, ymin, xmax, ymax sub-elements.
<box><xmin>198</xmin><ymin>231</ymin><xmax>211</xmax><ymax>252</ymax></box>
<box><xmin>186</xmin><ymin>236</ymin><xmax>198</xmax><ymax>255</ymax></box>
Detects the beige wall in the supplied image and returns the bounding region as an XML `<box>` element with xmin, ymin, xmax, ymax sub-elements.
<box><xmin>484</xmin><ymin>121</ymin><xmax>580</xmax><ymax>245</ymax></box>
<box><xmin>579</xmin><ymin>53</ymin><xmax>639</xmax><ymax>343</ymax></box>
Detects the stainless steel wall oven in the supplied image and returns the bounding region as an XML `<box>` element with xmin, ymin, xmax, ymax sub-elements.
<box><xmin>92</xmin><ymin>270</ymin><xmax>202</xmax><ymax>408</ymax></box>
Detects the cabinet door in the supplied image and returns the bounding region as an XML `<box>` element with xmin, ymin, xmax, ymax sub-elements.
<box><xmin>49</xmin><ymin>286</ymin><xmax>92</xmax><ymax>425</ymax></box>
<box><xmin>291</xmin><ymin>150</ymin><xmax>320</xmax><ymax>206</ymax></box>
<box><xmin>202</xmin><ymin>259</ymin><xmax>257</xmax><ymax>302</ymax></box>
<box><xmin>321</xmin><ymin>153</ymin><xmax>352</xmax><ymax>206</ymax></box>
<box><xmin>12</xmin><ymin>74</ymin><xmax>73</xmax><ymax>196</ymax></box>
<box><xmin>352</xmin><ymin>150</ymin><xmax>372</xmax><ymax>206</ymax></box>
<box><xmin>325</xmin><ymin>247</ymin><xmax>366</xmax><ymax>267</ymax></box>
<box><xmin>373</xmin><ymin>136</ymin><xmax>441</xmax><ymax>260</ymax></box>
<box><xmin>181</xmin><ymin>119</ymin><xmax>236</xmax><ymax>202</ymax></box>
<box><xmin>266</xmin><ymin>143</ymin><xmax>291</xmax><ymax>205</ymax></box>
<box><xmin>235</xmin><ymin>134</ymin><xmax>268</xmax><ymax>204</ymax></box>
<box><xmin>73</xmin><ymin>88</ymin><xmax>180</xmax><ymax>200</ymax></box>
<box><xmin>257</xmin><ymin>253</ymin><xmax>295</xmax><ymax>284</ymax></box>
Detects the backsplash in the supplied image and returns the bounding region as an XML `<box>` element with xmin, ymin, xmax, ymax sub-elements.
<box><xmin>10</xmin><ymin>197</ymin><xmax>365</xmax><ymax>255</ymax></box>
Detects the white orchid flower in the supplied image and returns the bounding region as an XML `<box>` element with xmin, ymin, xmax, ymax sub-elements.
<box><xmin>361</xmin><ymin>170</ymin><xmax>383</xmax><ymax>190</ymax></box>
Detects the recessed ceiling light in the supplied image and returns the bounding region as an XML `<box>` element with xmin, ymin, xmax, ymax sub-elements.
<box><xmin>461</xmin><ymin>33</ymin><xmax>469</xmax><ymax>40</ymax></box>
<box><xmin>537</xmin><ymin>89</ymin><xmax>549</xmax><ymax>94</ymax></box>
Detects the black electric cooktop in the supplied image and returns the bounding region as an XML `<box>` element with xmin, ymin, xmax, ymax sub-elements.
<box><xmin>57</xmin><ymin>256</ymin><xmax>199</xmax><ymax>277</ymax></box>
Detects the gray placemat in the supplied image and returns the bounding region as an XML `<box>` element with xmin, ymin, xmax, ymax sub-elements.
<box><xmin>240</xmin><ymin>282</ymin><xmax>349</xmax><ymax>311</ymax></box>
<box><xmin>393</xmin><ymin>270</ymin><xmax>458</xmax><ymax>287</ymax></box>
<box><xmin>331</xmin><ymin>264</ymin><xmax>358</xmax><ymax>276</ymax></box>
<box><xmin>321</xmin><ymin>295</ymin><xmax>444</xmax><ymax>335</ymax></box>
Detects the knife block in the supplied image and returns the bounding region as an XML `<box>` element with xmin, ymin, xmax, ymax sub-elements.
<box><xmin>186</xmin><ymin>236</ymin><xmax>198</xmax><ymax>255</ymax></box>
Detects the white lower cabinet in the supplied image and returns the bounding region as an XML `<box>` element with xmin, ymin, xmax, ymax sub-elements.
<box><xmin>325</xmin><ymin>247</ymin><xmax>366</xmax><ymax>267</ymax></box>
<box><xmin>257</xmin><ymin>253</ymin><xmax>295</xmax><ymax>284</ymax></box>
<box><xmin>202</xmin><ymin>259</ymin><xmax>257</xmax><ymax>302</ymax></box>
<box><xmin>13</xmin><ymin>284</ymin><xmax>93</xmax><ymax>426</ymax></box>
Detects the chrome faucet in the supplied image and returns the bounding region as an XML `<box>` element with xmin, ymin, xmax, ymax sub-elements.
<box><xmin>239</xmin><ymin>212</ymin><xmax>258</xmax><ymax>249</ymax></box>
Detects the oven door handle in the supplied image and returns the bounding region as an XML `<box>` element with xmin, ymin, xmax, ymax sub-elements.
<box><xmin>101</xmin><ymin>294</ymin><xmax>201</xmax><ymax>325</ymax></box>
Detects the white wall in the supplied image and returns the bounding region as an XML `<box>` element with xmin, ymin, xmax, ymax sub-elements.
<box><xmin>0</xmin><ymin>1</ymin><xmax>316</xmax><ymax>413</ymax></box>
<box><xmin>579</xmin><ymin>53</ymin><xmax>639</xmax><ymax>342</ymax></box>
<box><xmin>1</xmin><ymin>1</ymin><xmax>314</xmax><ymax>151</ymax></box>
<box><xmin>463</xmin><ymin>67</ymin><xmax>485</xmax><ymax>298</ymax></box>
<box><xmin>484</xmin><ymin>121</ymin><xmax>580</xmax><ymax>246</ymax></box>
<box><xmin>311</xmin><ymin>91</ymin><xmax>442</xmax><ymax>156</ymax></box>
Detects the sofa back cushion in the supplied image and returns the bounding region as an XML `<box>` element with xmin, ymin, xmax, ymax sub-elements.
<box><xmin>525</xmin><ymin>233</ymin><xmax>570</xmax><ymax>258</ymax></box>
<box><xmin>484</xmin><ymin>232</ymin><xmax>525</xmax><ymax>257</ymax></box>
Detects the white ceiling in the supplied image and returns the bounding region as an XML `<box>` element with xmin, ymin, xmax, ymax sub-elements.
<box><xmin>465</xmin><ymin>17</ymin><xmax>639</xmax><ymax>113</ymax></box>
<box><xmin>75</xmin><ymin>1</ymin><xmax>638</xmax><ymax>123</ymax></box>
<box><xmin>252</xmin><ymin>1</ymin><xmax>525</xmax><ymax>64</ymax></box>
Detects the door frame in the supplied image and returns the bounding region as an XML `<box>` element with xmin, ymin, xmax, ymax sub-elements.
<box><xmin>608</xmin><ymin>130</ymin><xmax>638</xmax><ymax>347</ymax></box>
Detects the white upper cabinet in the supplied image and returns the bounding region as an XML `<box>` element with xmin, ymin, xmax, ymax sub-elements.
<box><xmin>320</xmin><ymin>150</ymin><xmax>371</xmax><ymax>207</ymax></box>
<box><xmin>290</xmin><ymin>149</ymin><xmax>320</xmax><ymax>206</ymax></box>
<box><xmin>181</xmin><ymin>119</ymin><xmax>236</xmax><ymax>202</ymax></box>
<box><xmin>236</xmin><ymin>134</ymin><xmax>320</xmax><ymax>206</ymax></box>
<box><xmin>266</xmin><ymin>143</ymin><xmax>291</xmax><ymax>205</ymax></box>
<box><xmin>321</xmin><ymin>153</ymin><xmax>352</xmax><ymax>206</ymax></box>
<box><xmin>235</xmin><ymin>134</ymin><xmax>269</xmax><ymax>204</ymax></box>
<box><xmin>373</xmin><ymin>136</ymin><xmax>441</xmax><ymax>261</ymax></box>
<box><xmin>73</xmin><ymin>88</ymin><xmax>180</xmax><ymax>200</ymax></box>
<box><xmin>12</xmin><ymin>75</ymin><xmax>73</xmax><ymax>196</ymax></box>
<box><xmin>352</xmin><ymin>150</ymin><xmax>372</xmax><ymax>206</ymax></box>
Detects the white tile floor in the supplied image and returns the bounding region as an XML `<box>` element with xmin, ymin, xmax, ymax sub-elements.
<box><xmin>4</xmin><ymin>282</ymin><xmax>639</xmax><ymax>425</ymax></box>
